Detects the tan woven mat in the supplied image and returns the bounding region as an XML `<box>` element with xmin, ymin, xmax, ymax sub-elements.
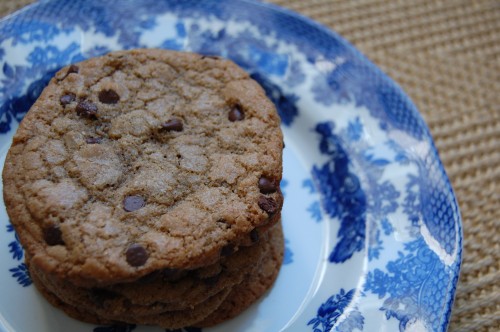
<box><xmin>1</xmin><ymin>0</ymin><xmax>499</xmax><ymax>331</ymax></box>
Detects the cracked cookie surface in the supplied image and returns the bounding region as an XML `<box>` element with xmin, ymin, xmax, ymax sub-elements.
<box><xmin>3</xmin><ymin>49</ymin><xmax>284</xmax><ymax>286</ymax></box>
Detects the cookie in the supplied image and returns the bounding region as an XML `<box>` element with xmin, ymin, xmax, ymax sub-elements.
<box><xmin>29</xmin><ymin>224</ymin><xmax>271</xmax><ymax>315</ymax></box>
<box><xmin>109</xmin><ymin>221</ymin><xmax>273</xmax><ymax>307</ymax></box>
<box><xmin>195</xmin><ymin>221</ymin><xmax>285</xmax><ymax>327</ymax></box>
<box><xmin>2</xmin><ymin>48</ymin><xmax>284</xmax><ymax>287</ymax></box>
<box><xmin>30</xmin><ymin>269</ymin><xmax>115</xmax><ymax>326</ymax></box>
<box><xmin>30</xmin><ymin>267</ymin><xmax>233</xmax><ymax>329</ymax></box>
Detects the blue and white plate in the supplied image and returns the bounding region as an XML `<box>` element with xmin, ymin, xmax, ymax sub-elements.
<box><xmin>0</xmin><ymin>1</ymin><xmax>462</xmax><ymax>331</ymax></box>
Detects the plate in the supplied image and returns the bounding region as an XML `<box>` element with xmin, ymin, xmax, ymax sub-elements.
<box><xmin>0</xmin><ymin>1</ymin><xmax>462</xmax><ymax>331</ymax></box>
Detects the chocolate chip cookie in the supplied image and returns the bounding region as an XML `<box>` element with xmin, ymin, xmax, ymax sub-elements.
<box><xmin>29</xmin><ymin>224</ymin><xmax>270</xmax><ymax>315</ymax></box>
<box><xmin>28</xmin><ymin>221</ymin><xmax>284</xmax><ymax>329</ymax></box>
<box><xmin>3</xmin><ymin>48</ymin><xmax>284</xmax><ymax>287</ymax></box>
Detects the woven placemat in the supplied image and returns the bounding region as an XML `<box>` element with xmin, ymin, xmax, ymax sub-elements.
<box><xmin>1</xmin><ymin>1</ymin><xmax>499</xmax><ymax>331</ymax></box>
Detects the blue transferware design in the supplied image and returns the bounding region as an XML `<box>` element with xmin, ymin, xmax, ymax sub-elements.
<box><xmin>311</xmin><ymin>116</ymin><xmax>402</xmax><ymax>264</ymax></box>
<box><xmin>365</xmin><ymin>238</ymin><xmax>454</xmax><ymax>331</ymax></box>
<box><xmin>0</xmin><ymin>1</ymin><xmax>462</xmax><ymax>331</ymax></box>
<box><xmin>6</xmin><ymin>224</ymin><xmax>31</xmax><ymax>287</ymax></box>
<box><xmin>302</xmin><ymin>180</ymin><xmax>323</xmax><ymax>223</ymax></box>
<box><xmin>312</xmin><ymin>122</ymin><xmax>367</xmax><ymax>264</ymax></box>
<box><xmin>6</xmin><ymin>224</ymin><xmax>23</xmax><ymax>261</ymax></box>
<box><xmin>308</xmin><ymin>289</ymin><xmax>364</xmax><ymax>332</ymax></box>
<box><xmin>9</xmin><ymin>263</ymin><xmax>31</xmax><ymax>287</ymax></box>
<box><xmin>306</xmin><ymin>201</ymin><xmax>323</xmax><ymax>223</ymax></box>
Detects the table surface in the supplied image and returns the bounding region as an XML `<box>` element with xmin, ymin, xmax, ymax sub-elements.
<box><xmin>1</xmin><ymin>1</ymin><xmax>499</xmax><ymax>331</ymax></box>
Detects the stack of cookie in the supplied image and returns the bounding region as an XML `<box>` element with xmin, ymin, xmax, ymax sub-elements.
<box><xmin>3</xmin><ymin>49</ymin><xmax>284</xmax><ymax>329</ymax></box>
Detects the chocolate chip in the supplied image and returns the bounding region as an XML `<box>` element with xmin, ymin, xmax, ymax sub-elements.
<box><xmin>43</xmin><ymin>225</ymin><xmax>64</xmax><ymax>246</ymax></box>
<box><xmin>250</xmin><ymin>229</ymin><xmax>259</xmax><ymax>243</ymax></box>
<box><xmin>258</xmin><ymin>177</ymin><xmax>277</xmax><ymax>194</ymax></box>
<box><xmin>221</xmin><ymin>244</ymin><xmax>235</xmax><ymax>257</ymax></box>
<box><xmin>125</xmin><ymin>243</ymin><xmax>149</xmax><ymax>267</ymax></box>
<box><xmin>98</xmin><ymin>89</ymin><xmax>120</xmax><ymax>104</ymax></box>
<box><xmin>123</xmin><ymin>195</ymin><xmax>145</xmax><ymax>212</ymax></box>
<box><xmin>85</xmin><ymin>137</ymin><xmax>102</xmax><ymax>144</ymax></box>
<box><xmin>258</xmin><ymin>195</ymin><xmax>278</xmax><ymax>215</ymax></box>
<box><xmin>228</xmin><ymin>104</ymin><xmax>244</xmax><ymax>122</ymax></box>
<box><xmin>161</xmin><ymin>118</ymin><xmax>183</xmax><ymax>132</ymax></box>
<box><xmin>76</xmin><ymin>100</ymin><xmax>98</xmax><ymax>118</ymax></box>
<box><xmin>67</xmin><ymin>64</ymin><xmax>79</xmax><ymax>75</ymax></box>
<box><xmin>60</xmin><ymin>93</ymin><xmax>76</xmax><ymax>106</ymax></box>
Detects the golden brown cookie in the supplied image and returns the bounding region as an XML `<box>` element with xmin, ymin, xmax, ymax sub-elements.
<box><xmin>28</xmin><ymin>224</ymin><xmax>271</xmax><ymax>315</ymax></box>
<box><xmin>29</xmin><ymin>222</ymin><xmax>284</xmax><ymax>329</ymax></box>
<box><xmin>30</xmin><ymin>267</ymin><xmax>233</xmax><ymax>329</ymax></box>
<box><xmin>2</xmin><ymin>48</ymin><xmax>284</xmax><ymax>287</ymax></box>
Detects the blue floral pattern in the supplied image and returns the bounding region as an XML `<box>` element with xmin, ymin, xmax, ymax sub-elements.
<box><xmin>6</xmin><ymin>224</ymin><xmax>31</xmax><ymax>286</ymax></box>
<box><xmin>312</xmin><ymin>122</ymin><xmax>367</xmax><ymax>263</ymax></box>
<box><xmin>365</xmin><ymin>238</ymin><xmax>455</xmax><ymax>331</ymax></box>
<box><xmin>308</xmin><ymin>289</ymin><xmax>364</xmax><ymax>332</ymax></box>
<box><xmin>302</xmin><ymin>180</ymin><xmax>323</xmax><ymax>223</ymax></box>
<box><xmin>9</xmin><ymin>263</ymin><xmax>31</xmax><ymax>287</ymax></box>
<box><xmin>0</xmin><ymin>1</ymin><xmax>461</xmax><ymax>331</ymax></box>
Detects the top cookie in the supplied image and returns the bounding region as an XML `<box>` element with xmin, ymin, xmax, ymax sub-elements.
<box><xmin>3</xmin><ymin>49</ymin><xmax>283</xmax><ymax>286</ymax></box>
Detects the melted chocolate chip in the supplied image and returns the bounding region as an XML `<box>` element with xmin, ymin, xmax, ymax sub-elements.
<box><xmin>76</xmin><ymin>100</ymin><xmax>98</xmax><ymax>118</ymax></box>
<box><xmin>125</xmin><ymin>243</ymin><xmax>149</xmax><ymax>267</ymax></box>
<box><xmin>228</xmin><ymin>104</ymin><xmax>244</xmax><ymax>122</ymax></box>
<box><xmin>123</xmin><ymin>195</ymin><xmax>145</xmax><ymax>212</ymax></box>
<box><xmin>258</xmin><ymin>195</ymin><xmax>278</xmax><ymax>215</ymax></box>
<box><xmin>221</xmin><ymin>244</ymin><xmax>235</xmax><ymax>257</ymax></box>
<box><xmin>60</xmin><ymin>93</ymin><xmax>76</xmax><ymax>106</ymax></box>
<box><xmin>43</xmin><ymin>225</ymin><xmax>65</xmax><ymax>246</ymax></box>
<box><xmin>250</xmin><ymin>229</ymin><xmax>259</xmax><ymax>243</ymax></box>
<box><xmin>98</xmin><ymin>89</ymin><xmax>120</xmax><ymax>104</ymax></box>
<box><xmin>85</xmin><ymin>137</ymin><xmax>102</xmax><ymax>144</ymax></box>
<box><xmin>258</xmin><ymin>177</ymin><xmax>277</xmax><ymax>194</ymax></box>
<box><xmin>161</xmin><ymin>118</ymin><xmax>183</xmax><ymax>132</ymax></box>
